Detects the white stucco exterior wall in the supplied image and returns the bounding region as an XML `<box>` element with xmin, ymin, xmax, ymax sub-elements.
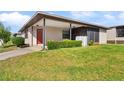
<box><xmin>107</xmin><ymin>28</ymin><xmax>124</xmax><ymax>42</ymax></box>
<box><xmin>46</xmin><ymin>27</ymin><xmax>63</xmax><ymax>42</ymax></box>
<box><xmin>21</xmin><ymin>32</ymin><xmax>25</xmax><ymax>38</ymax></box>
<box><xmin>33</xmin><ymin>19</ymin><xmax>43</xmax><ymax>26</ymax></box>
<box><xmin>99</xmin><ymin>28</ymin><xmax>107</xmax><ymax>44</ymax></box>
<box><xmin>32</xmin><ymin>18</ymin><xmax>63</xmax><ymax>45</ymax></box>
<box><xmin>26</xmin><ymin>27</ymin><xmax>32</xmax><ymax>46</ymax></box>
<box><xmin>21</xmin><ymin>30</ymin><xmax>29</xmax><ymax>45</ymax></box>
<box><xmin>25</xmin><ymin>26</ymin><xmax>63</xmax><ymax>46</ymax></box>
<box><xmin>32</xmin><ymin>26</ymin><xmax>37</xmax><ymax>46</ymax></box>
<box><xmin>24</xmin><ymin>26</ymin><xmax>38</xmax><ymax>46</ymax></box>
<box><xmin>107</xmin><ymin>28</ymin><xmax>116</xmax><ymax>40</ymax></box>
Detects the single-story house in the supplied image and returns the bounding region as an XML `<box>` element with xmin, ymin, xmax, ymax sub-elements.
<box><xmin>107</xmin><ymin>25</ymin><xmax>124</xmax><ymax>44</ymax></box>
<box><xmin>19</xmin><ymin>12</ymin><xmax>108</xmax><ymax>49</ymax></box>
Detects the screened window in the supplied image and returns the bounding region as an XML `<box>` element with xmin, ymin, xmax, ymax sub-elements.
<box><xmin>116</xmin><ymin>27</ymin><xmax>124</xmax><ymax>37</ymax></box>
<box><xmin>63</xmin><ymin>29</ymin><xmax>70</xmax><ymax>39</ymax></box>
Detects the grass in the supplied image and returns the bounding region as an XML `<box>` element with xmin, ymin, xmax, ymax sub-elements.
<box><xmin>0</xmin><ymin>40</ymin><xmax>17</xmax><ymax>53</ymax></box>
<box><xmin>0</xmin><ymin>45</ymin><xmax>16</xmax><ymax>53</ymax></box>
<box><xmin>0</xmin><ymin>44</ymin><xmax>124</xmax><ymax>80</ymax></box>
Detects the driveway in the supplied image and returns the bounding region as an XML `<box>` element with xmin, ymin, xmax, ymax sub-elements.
<box><xmin>0</xmin><ymin>46</ymin><xmax>42</xmax><ymax>60</ymax></box>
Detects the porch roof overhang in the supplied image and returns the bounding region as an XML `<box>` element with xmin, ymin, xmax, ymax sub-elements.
<box><xmin>19</xmin><ymin>12</ymin><xmax>108</xmax><ymax>32</ymax></box>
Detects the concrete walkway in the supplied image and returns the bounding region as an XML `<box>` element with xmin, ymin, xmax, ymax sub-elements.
<box><xmin>0</xmin><ymin>46</ymin><xmax>42</xmax><ymax>60</ymax></box>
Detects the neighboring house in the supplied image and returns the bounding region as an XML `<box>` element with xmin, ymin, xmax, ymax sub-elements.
<box><xmin>19</xmin><ymin>12</ymin><xmax>108</xmax><ymax>49</ymax></box>
<box><xmin>107</xmin><ymin>25</ymin><xmax>124</xmax><ymax>44</ymax></box>
<box><xmin>13</xmin><ymin>32</ymin><xmax>22</xmax><ymax>37</ymax></box>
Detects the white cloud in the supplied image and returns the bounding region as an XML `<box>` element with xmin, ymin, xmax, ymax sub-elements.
<box><xmin>70</xmin><ymin>11</ymin><xmax>94</xmax><ymax>18</ymax></box>
<box><xmin>48</xmin><ymin>12</ymin><xmax>56</xmax><ymax>14</ymax></box>
<box><xmin>118</xmin><ymin>12</ymin><xmax>124</xmax><ymax>19</ymax></box>
<box><xmin>104</xmin><ymin>14</ymin><xmax>115</xmax><ymax>20</ymax></box>
<box><xmin>0</xmin><ymin>12</ymin><xmax>31</xmax><ymax>27</ymax></box>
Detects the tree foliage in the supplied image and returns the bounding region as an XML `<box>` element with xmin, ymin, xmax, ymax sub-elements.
<box><xmin>0</xmin><ymin>22</ymin><xmax>11</xmax><ymax>44</ymax></box>
<box><xmin>11</xmin><ymin>37</ymin><xmax>24</xmax><ymax>47</ymax></box>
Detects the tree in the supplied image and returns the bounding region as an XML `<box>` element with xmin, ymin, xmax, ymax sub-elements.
<box><xmin>0</xmin><ymin>22</ymin><xmax>11</xmax><ymax>46</ymax></box>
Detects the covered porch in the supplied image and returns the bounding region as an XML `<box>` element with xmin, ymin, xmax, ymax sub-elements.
<box><xmin>29</xmin><ymin>18</ymin><xmax>84</xmax><ymax>48</ymax></box>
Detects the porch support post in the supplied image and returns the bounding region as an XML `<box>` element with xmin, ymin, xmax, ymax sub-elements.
<box><xmin>42</xmin><ymin>18</ymin><xmax>46</xmax><ymax>49</ymax></box>
<box><xmin>70</xmin><ymin>23</ymin><xmax>72</xmax><ymax>40</ymax></box>
<box><xmin>31</xmin><ymin>26</ymin><xmax>33</xmax><ymax>46</ymax></box>
<box><xmin>115</xmin><ymin>31</ymin><xmax>117</xmax><ymax>44</ymax></box>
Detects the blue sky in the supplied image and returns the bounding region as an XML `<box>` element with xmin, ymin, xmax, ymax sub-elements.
<box><xmin>0</xmin><ymin>11</ymin><xmax>124</xmax><ymax>33</ymax></box>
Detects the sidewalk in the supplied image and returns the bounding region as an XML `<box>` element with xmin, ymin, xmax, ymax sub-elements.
<box><xmin>0</xmin><ymin>46</ymin><xmax>42</xmax><ymax>60</ymax></box>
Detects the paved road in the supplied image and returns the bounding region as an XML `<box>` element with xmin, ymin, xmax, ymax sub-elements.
<box><xmin>0</xmin><ymin>46</ymin><xmax>42</xmax><ymax>60</ymax></box>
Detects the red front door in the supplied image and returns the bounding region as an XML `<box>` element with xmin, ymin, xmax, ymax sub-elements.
<box><xmin>37</xmin><ymin>29</ymin><xmax>43</xmax><ymax>44</ymax></box>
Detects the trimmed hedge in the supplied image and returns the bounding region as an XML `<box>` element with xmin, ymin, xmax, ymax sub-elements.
<box><xmin>11</xmin><ymin>37</ymin><xmax>24</xmax><ymax>47</ymax></box>
<box><xmin>47</xmin><ymin>41</ymin><xmax>60</xmax><ymax>49</ymax></box>
<box><xmin>47</xmin><ymin>40</ymin><xmax>82</xmax><ymax>50</ymax></box>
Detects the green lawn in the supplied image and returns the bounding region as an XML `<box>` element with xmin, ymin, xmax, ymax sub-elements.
<box><xmin>0</xmin><ymin>45</ymin><xmax>17</xmax><ymax>53</ymax></box>
<box><xmin>0</xmin><ymin>45</ymin><xmax>124</xmax><ymax>80</ymax></box>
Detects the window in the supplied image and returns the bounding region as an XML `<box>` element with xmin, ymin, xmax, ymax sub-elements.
<box><xmin>63</xmin><ymin>29</ymin><xmax>70</xmax><ymax>39</ymax></box>
<box><xmin>116</xmin><ymin>27</ymin><xmax>124</xmax><ymax>37</ymax></box>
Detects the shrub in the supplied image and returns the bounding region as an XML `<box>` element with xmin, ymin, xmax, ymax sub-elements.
<box><xmin>88</xmin><ymin>40</ymin><xmax>94</xmax><ymax>46</ymax></box>
<box><xmin>47</xmin><ymin>40</ymin><xmax>60</xmax><ymax>50</ymax></box>
<box><xmin>47</xmin><ymin>40</ymin><xmax>82</xmax><ymax>50</ymax></box>
<box><xmin>60</xmin><ymin>40</ymin><xmax>82</xmax><ymax>48</ymax></box>
<box><xmin>11</xmin><ymin>37</ymin><xmax>24</xmax><ymax>47</ymax></box>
